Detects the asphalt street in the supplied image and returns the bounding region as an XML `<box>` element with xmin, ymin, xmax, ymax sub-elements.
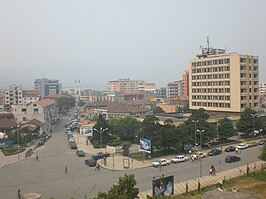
<box><xmin>0</xmin><ymin>117</ymin><xmax>263</xmax><ymax>199</ymax></box>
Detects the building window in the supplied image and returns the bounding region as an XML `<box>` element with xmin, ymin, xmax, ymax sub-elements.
<box><xmin>207</xmin><ymin>68</ymin><xmax>212</xmax><ymax>72</ymax></box>
<box><xmin>213</xmin><ymin>60</ymin><xmax>218</xmax><ymax>65</ymax></box>
<box><xmin>213</xmin><ymin>67</ymin><xmax>218</xmax><ymax>72</ymax></box>
<box><xmin>208</xmin><ymin>95</ymin><xmax>212</xmax><ymax>100</ymax></box>
<box><xmin>225</xmin><ymin>103</ymin><xmax>231</xmax><ymax>108</ymax></box>
<box><xmin>22</xmin><ymin>108</ymin><xmax>26</xmax><ymax>112</ymax></box>
<box><xmin>225</xmin><ymin>96</ymin><xmax>230</xmax><ymax>100</ymax></box>
<box><xmin>192</xmin><ymin>102</ymin><xmax>196</xmax><ymax>106</ymax></box>
<box><xmin>23</xmin><ymin>117</ymin><xmax>26</xmax><ymax>121</ymax></box>
<box><xmin>208</xmin><ymin>82</ymin><xmax>212</xmax><ymax>86</ymax></box>
<box><xmin>225</xmin><ymin>66</ymin><xmax>230</xmax><ymax>71</ymax></box>
<box><xmin>240</xmin><ymin>58</ymin><xmax>246</xmax><ymax>63</ymax></box>
<box><xmin>219</xmin><ymin>103</ymin><xmax>224</xmax><ymax>107</ymax></box>
<box><xmin>208</xmin><ymin>102</ymin><xmax>212</xmax><ymax>107</ymax></box>
<box><xmin>224</xmin><ymin>59</ymin><xmax>230</xmax><ymax>64</ymax></box>
<box><xmin>207</xmin><ymin>61</ymin><xmax>212</xmax><ymax>65</ymax></box>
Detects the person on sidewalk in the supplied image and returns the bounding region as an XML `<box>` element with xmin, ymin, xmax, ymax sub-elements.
<box><xmin>211</xmin><ymin>165</ymin><xmax>216</xmax><ymax>176</ymax></box>
<box><xmin>95</xmin><ymin>163</ymin><xmax>100</xmax><ymax>171</ymax></box>
<box><xmin>209</xmin><ymin>167</ymin><xmax>213</xmax><ymax>175</ymax></box>
<box><xmin>235</xmin><ymin>147</ymin><xmax>239</xmax><ymax>154</ymax></box>
<box><xmin>36</xmin><ymin>155</ymin><xmax>39</xmax><ymax>161</ymax></box>
<box><xmin>17</xmin><ymin>189</ymin><xmax>22</xmax><ymax>199</ymax></box>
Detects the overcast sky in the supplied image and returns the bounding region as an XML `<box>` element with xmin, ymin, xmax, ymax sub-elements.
<box><xmin>0</xmin><ymin>0</ymin><xmax>265</xmax><ymax>90</ymax></box>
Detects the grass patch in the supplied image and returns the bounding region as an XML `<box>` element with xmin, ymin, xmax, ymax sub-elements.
<box><xmin>168</xmin><ymin>171</ymin><xmax>266</xmax><ymax>199</ymax></box>
<box><xmin>1</xmin><ymin>147</ymin><xmax>25</xmax><ymax>156</ymax></box>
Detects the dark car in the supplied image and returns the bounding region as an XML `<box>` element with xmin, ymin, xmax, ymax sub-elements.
<box><xmin>38</xmin><ymin>140</ymin><xmax>45</xmax><ymax>146</ymax></box>
<box><xmin>225</xmin><ymin>155</ymin><xmax>241</xmax><ymax>163</ymax></box>
<box><xmin>85</xmin><ymin>159</ymin><xmax>97</xmax><ymax>167</ymax></box>
<box><xmin>92</xmin><ymin>152</ymin><xmax>110</xmax><ymax>160</ymax></box>
<box><xmin>76</xmin><ymin>150</ymin><xmax>85</xmax><ymax>157</ymax></box>
<box><xmin>69</xmin><ymin>141</ymin><xmax>77</xmax><ymax>149</ymax></box>
<box><xmin>225</xmin><ymin>146</ymin><xmax>236</xmax><ymax>152</ymax></box>
<box><xmin>208</xmin><ymin>149</ymin><xmax>222</xmax><ymax>156</ymax></box>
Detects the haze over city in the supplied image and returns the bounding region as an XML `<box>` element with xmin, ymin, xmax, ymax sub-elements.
<box><xmin>1</xmin><ymin>0</ymin><xmax>266</xmax><ymax>90</ymax></box>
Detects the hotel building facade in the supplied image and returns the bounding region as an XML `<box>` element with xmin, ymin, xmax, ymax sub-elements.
<box><xmin>189</xmin><ymin>50</ymin><xmax>259</xmax><ymax>112</ymax></box>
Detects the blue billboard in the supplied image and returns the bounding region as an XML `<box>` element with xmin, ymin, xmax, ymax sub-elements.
<box><xmin>139</xmin><ymin>138</ymin><xmax>151</xmax><ymax>153</ymax></box>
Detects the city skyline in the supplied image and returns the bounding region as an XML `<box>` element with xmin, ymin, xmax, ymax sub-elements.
<box><xmin>1</xmin><ymin>0</ymin><xmax>266</xmax><ymax>90</ymax></box>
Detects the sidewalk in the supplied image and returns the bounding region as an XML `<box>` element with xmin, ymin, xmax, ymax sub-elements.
<box><xmin>0</xmin><ymin>145</ymin><xmax>36</xmax><ymax>168</ymax></box>
<box><xmin>75</xmin><ymin>133</ymin><xmax>153</xmax><ymax>170</ymax></box>
<box><xmin>138</xmin><ymin>161</ymin><xmax>266</xmax><ymax>199</ymax></box>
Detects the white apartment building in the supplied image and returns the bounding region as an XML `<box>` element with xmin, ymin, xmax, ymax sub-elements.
<box><xmin>5</xmin><ymin>84</ymin><xmax>23</xmax><ymax>106</ymax></box>
<box><xmin>166</xmin><ymin>80</ymin><xmax>183</xmax><ymax>99</ymax></box>
<box><xmin>11</xmin><ymin>99</ymin><xmax>58</xmax><ymax>133</ymax></box>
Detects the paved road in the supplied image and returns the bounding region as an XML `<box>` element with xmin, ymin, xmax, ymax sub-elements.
<box><xmin>0</xmin><ymin>117</ymin><xmax>262</xmax><ymax>199</ymax></box>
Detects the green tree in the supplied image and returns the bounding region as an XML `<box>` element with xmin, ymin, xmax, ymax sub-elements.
<box><xmin>180</xmin><ymin>108</ymin><xmax>217</xmax><ymax>145</ymax></box>
<box><xmin>139</xmin><ymin>115</ymin><xmax>160</xmax><ymax>140</ymax></box>
<box><xmin>57</xmin><ymin>96</ymin><xmax>75</xmax><ymax>114</ymax></box>
<box><xmin>92</xmin><ymin>114</ymin><xmax>109</xmax><ymax>144</ymax></box>
<box><xmin>236</xmin><ymin>108</ymin><xmax>256</xmax><ymax>136</ymax></box>
<box><xmin>78</xmin><ymin>100</ymin><xmax>86</xmax><ymax>107</ymax></box>
<box><xmin>94</xmin><ymin>174</ymin><xmax>139</xmax><ymax>199</ymax></box>
<box><xmin>122</xmin><ymin>141</ymin><xmax>131</xmax><ymax>156</ymax></box>
<box><xmin>108</xmin><ymin>116</ymin><xmax>140</xmax><ymax>142</ymax></box>
<box><xmin>153</xmin><ymin>106</ymin><xmax>165</xmax><ymax>114</ymax></box>
<box><xmin>218</xmin><ymin>117</ymin><xmax>235</xmax><ymax>141</ymax></box>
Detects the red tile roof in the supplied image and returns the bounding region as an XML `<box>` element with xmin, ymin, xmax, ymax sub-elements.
<box><xmin>104</xmin><ymin>103</ymin><xmax>149</xmax><ymax>113</ymax></box>
<box><xmin>23</xmin><ymin>90</ymin><xmax>40</xmax><ymax>96</ymax></box>
<box><xmin>37</xmin><ymin>99</ymin><xmax>55</xmax><ymax>107</ymax></box>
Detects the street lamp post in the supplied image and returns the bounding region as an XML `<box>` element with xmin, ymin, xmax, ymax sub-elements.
<box><xmin>251</xmin><ymin>114</ymin><xmax>255</xmax><ymax>134</ymax></box>
<box><xmin>93</xmin><ymin>127</ymin><xmax>108</xmax><ymax>163</ymax></box>
<box><xmin>17</xmin><ymin>124</ymin><xmax>20</xmax><ymax>160</ymax></box>
<box><xmin>192</xmin><ymin>120</ymin><xmax>199</xmax><ymax>145</ymax></box>
<box><xmin>197</xmin><ymin>129</ymin><xmax>205</xmax><ymax>148</ymax></box>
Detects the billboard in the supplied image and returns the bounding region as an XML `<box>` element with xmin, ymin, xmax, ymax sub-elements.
<box><xmin>139</xmin><ymin>138</ymin><xmax>151</xmax><ymax>153</ymax></box>
<box><xmin>152</xmin><ymin>175</ymin><xmax>174</xmax><ymax>196</ymax></box>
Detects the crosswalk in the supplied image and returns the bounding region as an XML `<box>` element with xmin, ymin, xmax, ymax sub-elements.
<box><xmin>33</xmin><ymin>150</ymin><xmax>77</xmax><ymax>158</ymax></box>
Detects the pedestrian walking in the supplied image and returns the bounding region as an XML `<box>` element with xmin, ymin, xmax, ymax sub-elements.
<box><xmin>36</xmin><ymin>155</ymin><xmax>39</xmax><ymax>161</ymax></box>
<box><xmin>209</xmin><ymin>167</ymin><xmax>212</xmax><ymax>175</ymax></box>
<box><xmin>65</xmin><ymin>166</ymin><xmax>68</xmax><ymax>174</ymax></box>
<box><xmin>95</xmin><ymin>163</ymin><xmax>100</xmax><ymax>171</ymax></box>
<box><xmin>17</xmin><ymin>189</ymin><xmax>22</xmax><ymax>199</ymax></box>
<box><xmin>211</xmin><ymin>165</ymin><xmax>216</xmax><ymax>176</ymax></box>
<box><xmin>235</xmin><ymin>147</ymin><xmax>239</xmax><ymax>154</ymax></box>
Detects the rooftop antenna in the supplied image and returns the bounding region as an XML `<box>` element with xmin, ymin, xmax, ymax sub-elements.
<box><xmin>207</xmin><ymin>36</ymin><xmax>210</xmax><ymax>54</ymax></box>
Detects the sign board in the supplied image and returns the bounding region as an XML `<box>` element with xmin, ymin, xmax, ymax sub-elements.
<box><xmin>123</xmin><ymin>159</ymin><xmax>130</xmax><ymax>169</ymax></box>
<box><xmin>152</xmin><ymin>175</ymin><xmax>174</xmax><ymax>196</ymax></box>
<box><xmin>139</xmin><ymin>138</ymin><xmax>151</xmax><ymax>153</ymax></box>
<box><xmin>0</xmin><ymin>140</ymin><xmax>13</xmax><ymax>148</ymax></box>
<box><xmin>106</xmin><ymin>145</ymin><xmax>116</xmax><ymax>154</ymax></box>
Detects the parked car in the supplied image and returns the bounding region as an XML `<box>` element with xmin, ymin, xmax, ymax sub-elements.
<box><xmin>258</xmin><ymin>139</ymin><xmax>265</xmax><ymax>145</ymax></box>
<box><xmin>85</xmin><ymin>159</ymin><xmax>96</xmax><ymax>167</ymax></box>
<box><xmin>76</xmin><ymin>150</ymin><xmax>85</xmax><ymax>157</ymax></box>
<box><xmin>235</xmin><ymin>143</ymin><xmax>248</xmax><ymax>150</ymax></box>
<box><xmin>152</xmin><ymin>159</ymin><xmax>170</xmax><ymax>167</ymax></box>
<box><xmin>246</xmin><ymin>141</ymin><xmax>258</xmax><ymax>147</ymax></box>
<box><xmin>208</xmin><ymin>149</ymin><xmax>222</xmax><ymax>156</ymax></box>
<box><xmin>191</xmin><ymin>151</ymin><xmax>207</xmax><ymax>159</ymax></box>
<box><xmin>225</xmin><ymin>155</ymin><xmax>241</xmax><ymax>163</ymax></box>
<box><xmin>225</xmin><ymin>146</ymin><xmax>236</xmax><ymax>152</ymax></box>
<box><xmin>92</xmin><ymin>152</ymin><xmax>110</xmax><ymax>160</ymax></box>
<box><xmin>69</xmin><ymin>141</ymin><xmax>77</xmax><ymax>149</ymax></box>
<box><xmin>68</xmin><ymin>137</ymin><xmax>75</xmax><ymax>142</ymax></box>
<box><xmin>38</xmin><ymin>140</ymin><xmax>45</xmax><ymax>146</ymax></box>
<box><xmin>171</xmin><ymin>155</ymin><xmax>188</xmax><ymax>163</ymax></box>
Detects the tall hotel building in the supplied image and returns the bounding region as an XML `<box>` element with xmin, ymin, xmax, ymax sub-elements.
<box><xmin>189</xmin><ymin>46</ymin><xmax>259</xmax><ymax>112</ymax></box>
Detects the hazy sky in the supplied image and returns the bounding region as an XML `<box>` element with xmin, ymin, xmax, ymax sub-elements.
<box><xmin>0</xmin><ymin>0</ymin><xmax>265</xmax><ymax>90</ymax></box>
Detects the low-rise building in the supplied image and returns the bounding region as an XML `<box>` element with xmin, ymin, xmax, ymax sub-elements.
<box><xmin>11</xmin><ymin>99</ymin><xmax>58</xmax><ymax>133</ymax></box>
